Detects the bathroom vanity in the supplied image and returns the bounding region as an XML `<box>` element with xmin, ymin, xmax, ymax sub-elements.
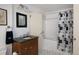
<box><xmin>12</xmin><ymin>36</ymin><xmax>38</xmax><ymax>55</ymax></box>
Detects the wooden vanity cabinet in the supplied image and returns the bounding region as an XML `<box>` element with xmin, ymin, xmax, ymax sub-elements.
<box><xmin>12</xmin><ymin>36</ymin><xmax>38</xmax><ymax>55</ymax></box>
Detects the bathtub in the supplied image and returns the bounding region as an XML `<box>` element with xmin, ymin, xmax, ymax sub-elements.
<box><xmin>38</xmin><ymin>38</ymin><xmax>70</xmax><ymax>55</ymax></box>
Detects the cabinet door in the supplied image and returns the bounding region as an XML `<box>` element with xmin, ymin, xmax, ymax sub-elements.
<box><xmin>28</xmin><ymin>39</ymin><xmax>38</xmax><ymax>55</ymax></box>
<box><xmin>12</xmin><ymin>43</ymin><xmax>22</xmax><ymax>55</ymax></box>
<box><xmin>21</xmin><ymin>41</ymin><xmax>30</xmax><ymax>55</ymax></box>
<box><xmin>73</xmin><ymin>4</ymin><xmax>79</xmax><ymax>54</ymax></box>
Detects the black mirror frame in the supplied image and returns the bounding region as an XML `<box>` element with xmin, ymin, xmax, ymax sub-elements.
<box><xmin>16</xmin><ymin>12</ymin><xmax>27</xmax><ymax>28</ymax></box>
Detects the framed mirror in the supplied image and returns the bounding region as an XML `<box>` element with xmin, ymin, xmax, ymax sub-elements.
<box><xmin>16</xmin><ymin>12</ymin><xmax>27</xmax><ymax>27</ymax></box>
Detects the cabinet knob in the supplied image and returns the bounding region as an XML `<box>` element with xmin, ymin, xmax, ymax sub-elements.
<box><xmin>30</xmin><ymin>47</ymin><xmax>32</xmax><ymax>49</ymax></box>
<box><xmin>25</xmin><ymin>48</ymin><xmax>27</xmax><ymax>50</ymax></box>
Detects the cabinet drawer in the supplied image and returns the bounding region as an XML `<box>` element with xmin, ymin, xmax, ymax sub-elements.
<box><xmin>21</xmin><ymin>46</ymin><xmax>37</xmax><ymax>55</ymax></box>
<box><xmin>22</xmin><ymin>39</ymin><xmax>38</xmax><ymax>47</ymax></box>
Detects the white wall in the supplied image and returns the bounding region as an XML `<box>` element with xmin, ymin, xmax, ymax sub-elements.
<box><xmin>73</xmin><ymin>4</ymin><xmax>79</xmax><ymax>55</ymax></box>
<box><xmin>13</xmin><ymin>5</ymin><xmax>30</xmax><ymax>38</ymax></box>
<box><xmin>0</xmin><ymin>4</ymin><xmax>13</xmax><ymax>52</ymax></box>
<box><xmin>29</xmin><ymin>12</ymin><xmax>42</xmax><ymax>36</ymax></box>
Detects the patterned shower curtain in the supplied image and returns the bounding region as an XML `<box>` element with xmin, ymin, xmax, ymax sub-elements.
<box><xmin>57</xmin><ymin>10</ymin><xmax>73</xmax><ymax>54</ymax></box>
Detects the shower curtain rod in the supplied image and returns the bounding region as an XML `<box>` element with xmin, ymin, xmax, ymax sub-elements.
<box><xmin>45</xmin><ymin>8</ymin><xmax>73</xmax><ymax>14</ymax></box>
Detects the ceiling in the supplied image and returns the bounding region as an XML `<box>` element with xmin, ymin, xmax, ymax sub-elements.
<box><xmin>25</xmin><ymin>4</ymin><xmax>73</xmax><ymax>12</ymax></box>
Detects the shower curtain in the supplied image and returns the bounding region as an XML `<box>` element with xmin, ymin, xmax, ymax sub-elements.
<box><xmin>57</xmin><ymin>10</ymin><xmax>73</xmax><ymax>54</ymax></box>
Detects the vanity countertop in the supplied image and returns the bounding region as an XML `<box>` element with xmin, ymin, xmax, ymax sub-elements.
<box><xmin>13</xmin><ymin>35</ymin><xmax>38</xmax><ymax>43</ymax></box>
